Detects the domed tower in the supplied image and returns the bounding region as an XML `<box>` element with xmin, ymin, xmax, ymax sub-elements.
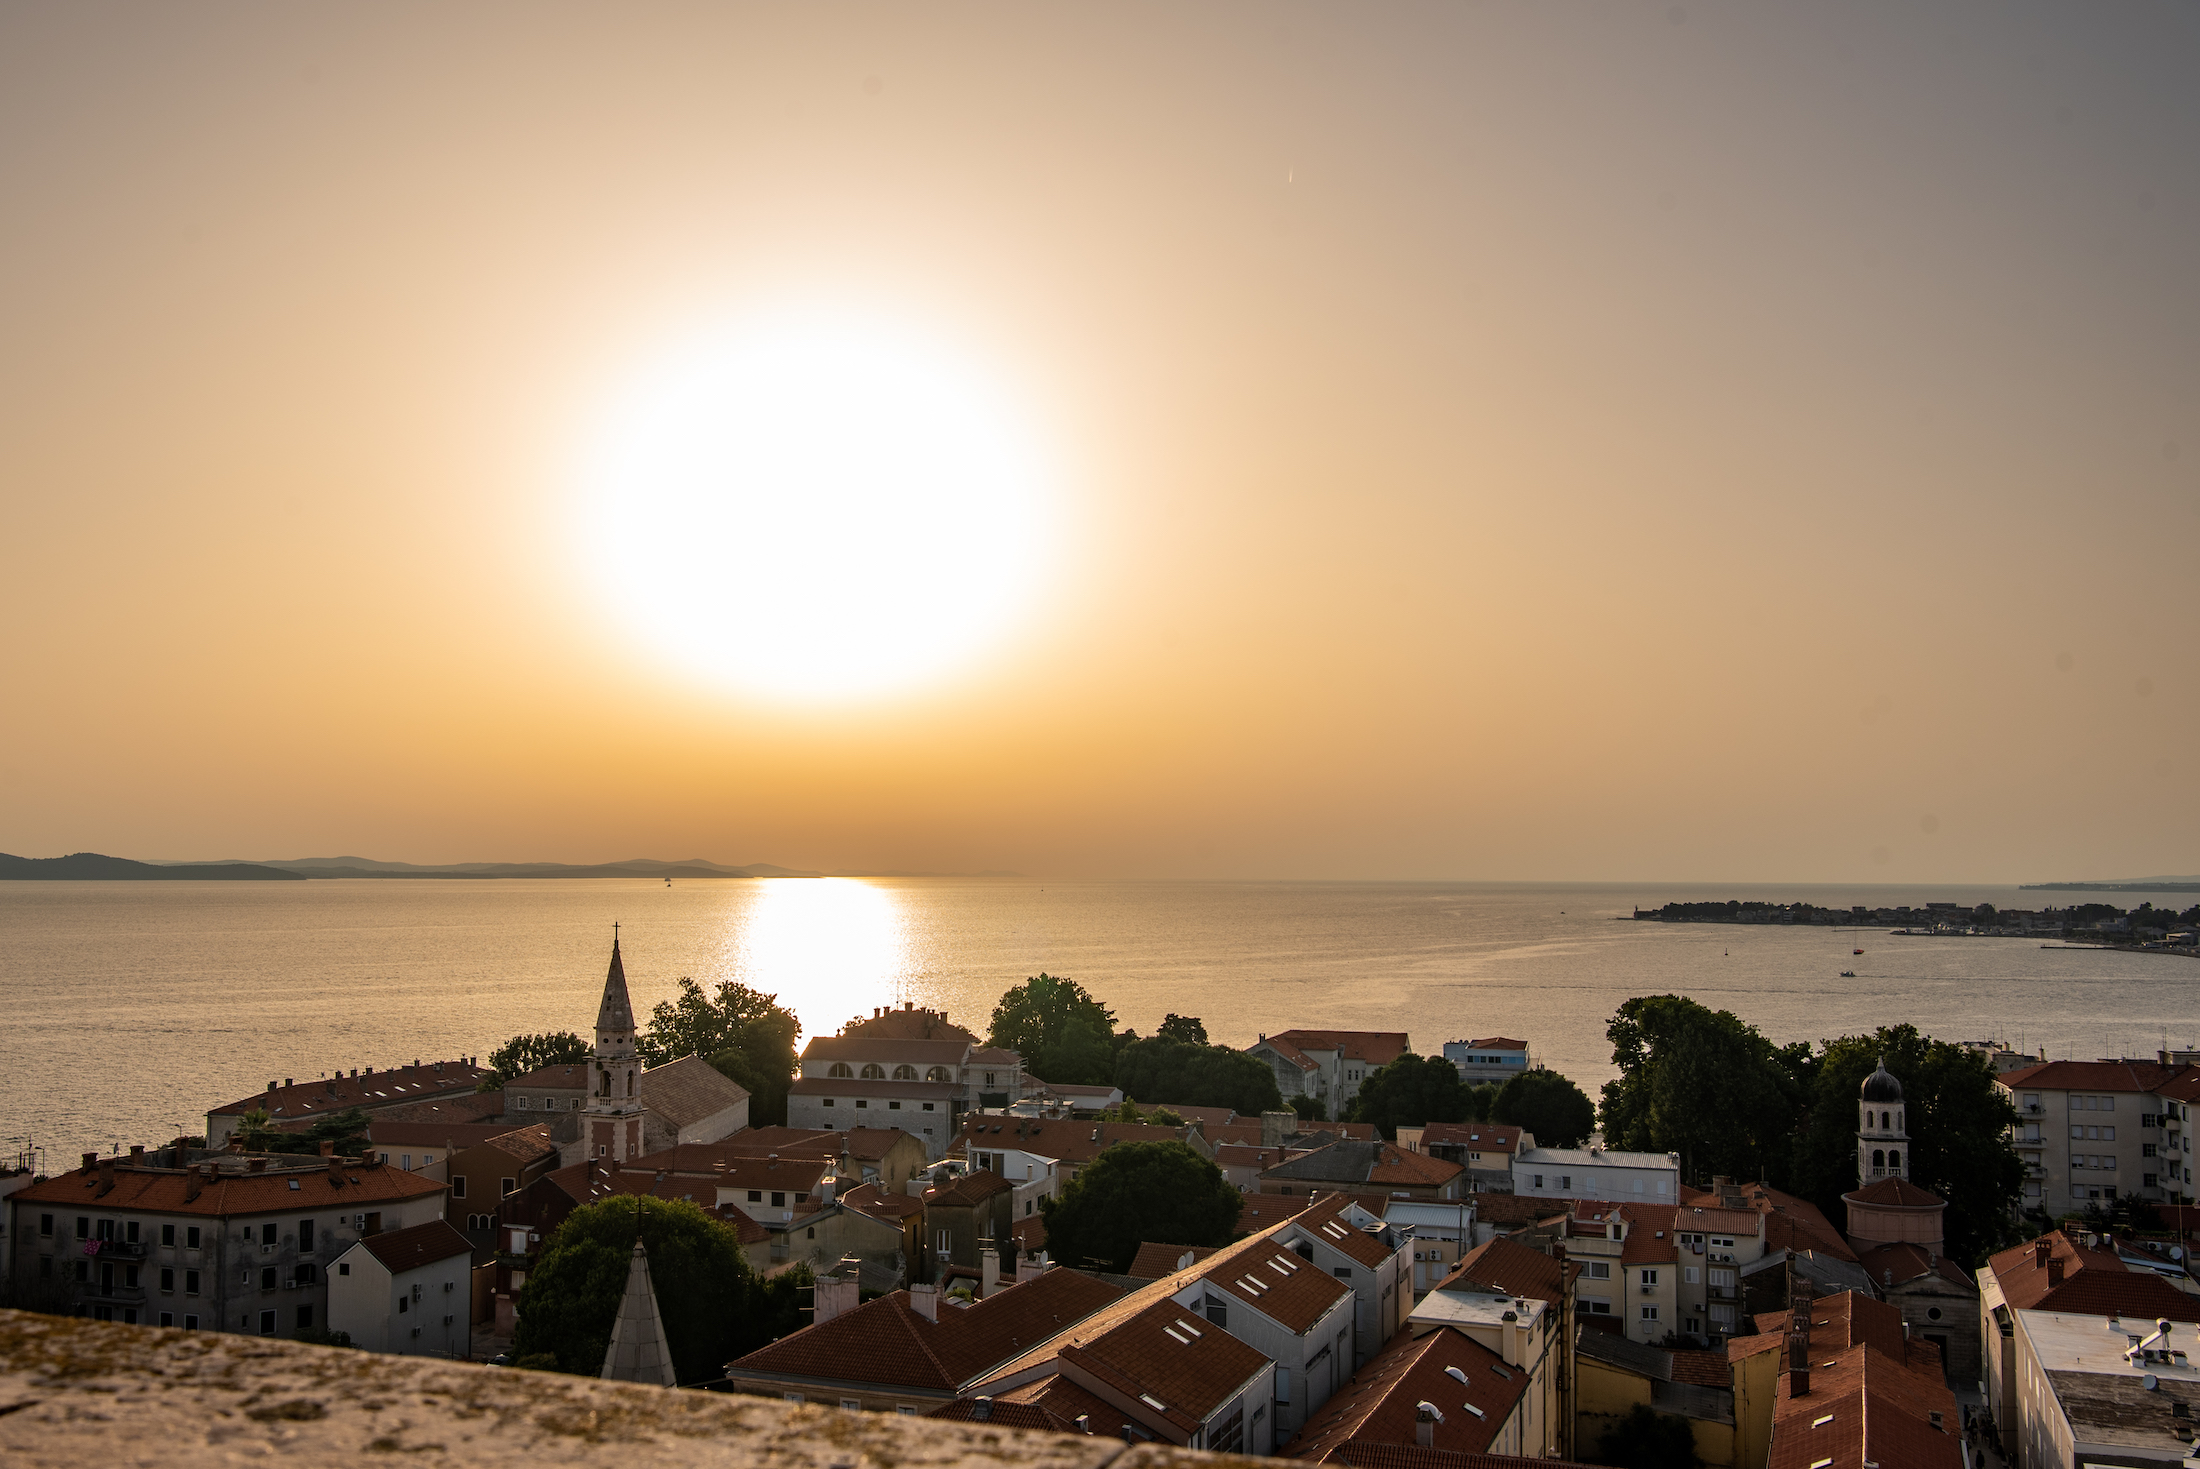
<box><xmin>586</xmin><ymin>930</ymin><xmax>644</xmax><ymax>1164</ymax></box>
<box><xmin>1857</xmin><ymin>1057</ymin><xmax>1907</xmax><ymax>1188</ymax></box>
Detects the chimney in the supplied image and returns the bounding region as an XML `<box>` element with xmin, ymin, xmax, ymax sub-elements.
<box><xmin>2047</xmin><ymin>1256</ymin><xmax>2065</xmax><ymax>1286</ymax></box>
<box><xmin>80</xmin><ymin>1152</ymin><xmax>97</xmax><ymax>1173</ymax></box>
<box><xmin>248</xmin><ymin>1157</ymin><xmax>268</xmax><ymax>1173</ymax></box>
<box><xmin>1074</xmin><ymin>1415</ymin><xmax>1092</xmax><ymax>1435</ymax></box>
<box><xmin>96</xmin><ymin>1159</ymin><xmax>116</xmax><ymax>1195</ymax></box>
<box><xmin>2034</xmin><ymin>1240</ymin><xmax>2051</xmax><ymax>1269</ymax></box>
<box><xmin>285</xmin><ymin>1078</ymin><xmax>293</xmax><ymax>1088</ymax></box>
<box><xmin>128</xmin><ymin>1145</ymin><xmax>144</xmax><ymax>1163</ymax></box>
<box><xmin>185</xmin><ymin>1168</ymin><xmax>204</xmax><ymax>1203</ymax></box>
<box><xmin>910</xmin><ymin>1283</ymin><xmax>939</xmax><ymax>1322</ymax></box>
<box><xmin>969</xmin><ymin>1397</ymin><xmax>992</xmax><ymax>1422</ymax></box>
<box><xmin>1417</xmin><ymin>1404</ymin><xmax>1438</xmax><ymax>1448</ymax></box>
<box><xmin>319</xmin><ymin>1140</ymin><xmax>336</xmax><ymax>1157</ymax></box>
<box><xmin>1790</xmin><ymin>1364</ymin><xmax>1810</xmax><ymax>1397</ymax></box>
<box><xmin>327</xmin><ymin>1155</ymin><xmax>343</xmax><ymax>1182</ymax></box>
<box><xmin>982</xmin><ymin>1247</ymin><xmax>1001</xmax><ymax>1299</ymax></box>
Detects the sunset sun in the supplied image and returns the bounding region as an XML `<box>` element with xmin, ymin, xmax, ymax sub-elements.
<box><xmin>577</xmin><ymin>308</ymin><xmax>1059</xmax><ymax>701</ymax></box>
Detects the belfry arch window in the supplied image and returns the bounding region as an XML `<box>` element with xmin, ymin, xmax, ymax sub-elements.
<box><xmin>1887</xmin><ymin>1149</ymin><xmax>1900</xmax><ymax>1170</ymax></box>
<box><xmin>893</xmin><ymin>1065</ymin><xmax>918</xmax><ymax>1081</ymax></box>
<box><xmin>828</xmin><ymin>1062</ymin><xmax>854</xmax><ymax>1079</ymax></box>
<box><xmin>1872</xmin><ymin>1149</ymin><xmax>1886</xmax><ymax>1169</ymax></box>
<box><xmin>627</xmin><ymin>1071</ymin><xmax>635</xmax><ymax>1098</ymax></box>
<box><xmin>860</xmin><ymin>1063</ymin><xmax>886</xmax><ymax>1080</ymax></box>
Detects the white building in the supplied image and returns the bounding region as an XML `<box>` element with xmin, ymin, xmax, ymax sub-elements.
<box><xmin>1511</xmin><ymin>1144</ymin><xmax>1679</xmax><ymax>1202</ymax></box>
<box><xmin>328</xmin><ymin>1219</ymin><xmax>475</xmax><ymax>1356</ymax></box>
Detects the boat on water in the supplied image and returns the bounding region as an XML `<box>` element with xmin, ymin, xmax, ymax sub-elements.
<box><xmin>1840</xmin><ymin>969</ymin><xmax>1857</xmax><ymax>977</ymax></box>
<box><xmin>1853</xmin><ymin>948</ymin><xmax>1865</xmax><ymax>955</ymax></box>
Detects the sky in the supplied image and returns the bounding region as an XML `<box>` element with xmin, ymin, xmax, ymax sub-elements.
<box><xmin>2</xmin><ymin>2</ymin><xmax>2194</xmax><ymax>883</ymax></box>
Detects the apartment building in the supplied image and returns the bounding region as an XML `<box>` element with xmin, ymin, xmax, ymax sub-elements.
<box><xmin>1513</xmin><ymin>1144</ymin><xmax>1680</xmax><ymax>1203</ymax></box>
<box><xmin>1419</xmin><ymin>1122</ymin><xmax>1529</xmax><ymax>1193</ymax></box>
<box><xmin>1563</xmin><ymin>1197</ymin><xmax>1772</xmax><ymax>1347</ymax></box>
<box><xmin>327</xmin><ymin>1219</ymin><xmax>474</xmax><ymax>1356</ymax></box>
<box><xmin>1997</xmin><ymin>1059</ymin><xmax>2200</xmax><ymax>1214</ymax></box>
<box><xmin>5</xmin><ymin>1150</ymin><xmax>446</xmax><ymax>1339</ymax></box>
<box><xmin>1441</xmin><ymin>1037</ymin><xmax>1532</xmax><ymax>1084</ymax></box>
<box><xmin>205</xmin><ymin>1059</ymin><xmax>491</xmax><ymax>1147</ymax></box>
<box><xmin>1245</xmin><ymin>1031</ymin><xmax>1413</xmax><ymax>1120</ymax></box>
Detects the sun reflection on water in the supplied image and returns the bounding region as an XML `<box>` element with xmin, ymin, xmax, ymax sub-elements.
<box><xmin>724</xmin><ymin>879</ymin><xmax>908</xmax><ymax>1038</ymax></box>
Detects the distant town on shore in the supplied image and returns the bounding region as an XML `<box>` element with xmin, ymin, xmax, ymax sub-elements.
<box><xmin>1631</xmin><ymin>897</ymin><xmax>2199</xmax><ymax>952</ymax></box>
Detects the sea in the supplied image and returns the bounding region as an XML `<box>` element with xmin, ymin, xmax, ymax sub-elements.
<box><xmin>4</xmin><ymin>877</ymin><xmax>2196</xmax><ymax>1171</ymax></box>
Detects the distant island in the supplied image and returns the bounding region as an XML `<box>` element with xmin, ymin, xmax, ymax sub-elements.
<box><xmin>0</xmin><ymin>852</ymin><xmax>305</xmax><ymax>881</ymax></box>
<box><xmin>0</xmin><ymin>853</ymin><xmax>817</xmax><ymax>881</ymax></box>
<box><xmin>1629</xmin><ymin>896</ymin><xmax>2197</xmax><ymax>951</ymax></box>
<box><xmin>2019</xmin><ymin>876</ymin><xmax>2200</xmax><ymax>893</ymax></box>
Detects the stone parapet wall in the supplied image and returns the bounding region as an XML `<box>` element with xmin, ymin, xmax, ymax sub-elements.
<box><xmin>0</xmin><ymin>1309</ymin><xmax>1241</xmax><ymax>1469</ymax></box>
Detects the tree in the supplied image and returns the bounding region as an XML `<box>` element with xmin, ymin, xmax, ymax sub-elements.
<box><xmin>1290</xmin><ymin>1095</ymin><xmax>1327</xmax><ymax>1123</ymax></box>
<box><xmin>479</xmin><ymin>1032</ymin><xmax>590</xmax><ymax>1091</ymax></box>
<box><xmin>1493</xmin><ymin>1070</ymin><xmax>1597</xmax><ymax>1148</ymax></box>
<box><xmin>987</xmin><ymin>974</ymin><xmax>1117</xmax><ymax>1086</ymax></box>
<box><xmin>1597</xmin><ymin>1404</ymin><xmax>1699</xmax><ymax>1469</ymax></box>
<box><xmin>638</xmin><ymin>978</ymin><xmax>801</xmax><ymax>1126</ymax></box>
<box><xmin>1345</xmin><ymin>1054</ymin><xmax>1475</xmax><ymax>1139</ymax></box>
<box><xmin>514</xmin><ymin>1195</ymin><xmax>780</xmax><ymax>1383</ymax></box>
<box><xmin>1466</xmin><ymin>1084</ymin><xmax>1502</xmax><ymax>1122</ymax></box>
<box><xmin>1600</xmin><ymin>996</ymin><xmax>1801</xmax><ymax>1186</ymax></box>
<box><xmin>1113</xmin><ymin>1037</ymin><xmax>1285</xmax><ymax>1118</ymax></box>
<box><xmin>1787</xmin><ymin>1026</ymin><xmax>2023</xmax><ymax>1267</ymax></box>
<box><xmin>1157</xmin><ymin>1014</ymin><xmax>1209</xmax><ymax>1045</ymax></box>
<box><xmin>1039</xmin><ymin>1141</ymin><xmax>1241</xmax><ymax>1272</ymax></box>
<box><xmin>234</xmin><ymin>1108</ymin><xmax>278</xmax><ymax>1151</ymax></box>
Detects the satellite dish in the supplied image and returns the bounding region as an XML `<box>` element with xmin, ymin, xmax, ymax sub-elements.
<box><xmin>2143</xmin><ymin>1373</ymin><xmax>2159</xmax><ymax>1391</ymax></box>
<box><xmin>2173</xmin><ymin>1247</ymin><xmax>2185</xmax><ymax>1262</ymax></box>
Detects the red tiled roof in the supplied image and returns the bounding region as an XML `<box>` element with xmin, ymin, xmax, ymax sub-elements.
<box><xmin>1262</xmin><ymin>1031</ymin><xmax>1414</xmax><ymax>1067</ymax></box>
<box><xmin>1440</xmin><ymin>1234</ymin><xmax>1570</xmax><ymax>1308</ymax></box>
<box><xmin>729</xmin><ymin>1268</ymin><xmax>1124</xmax><ymax>1393</ymax></box>
<box><xmin>955</xmin><ymin>1117</ymin><xmax>1193</xmax><ymax>1165</ymax></box>
<box><xmin>620</xmin><ymin>1145</ymin><xmax>831</xmax><ymax>1192</ymax></box>
<box><xmin>209</xmin><ymin>1061</ymin><xmax>490</xmax><ymax>1120</ymax></box>
<box><xmin>1201</xmin><ymin>1236</ymin><xmax>1352</xmax><ymax>1334</ymax></box>
<box><xmin>801</xmin><ymin>1036</ymin><xmax>975</xmax><ymax>1066</ymax></box>
<box><xmin>1058</xmin><ymin>1296</ymin><xmax>1271</xmax><ymax>1432</ymax></box>
<box><xmin>1758</xmin><ymin>1293</ymin><xmax>1960</xmax><ymax>1469</ymax></box>
<box><xmin>505</xmin><ymin>1063</ymin><xmax>589</xmax><ymax>1090</ymax></box>
<box><xmin>1466</xmin><ymin>1038</ymin><xmax>1528</xmax><ymax>1050</ymax></box>
<box><xmin>928</xmin><ymin>1170</ymin><xmax>1013</xmax><ymax>1207</ymax></box>
<box><xmin>361</xmin><ymin>1121</ymin><xmax>522</xmax><ymax>1150</ymax></box>
<box><xmin>13</xmin><ymin>1159</ymin><xmax>443</xmax><ymax>1218</ymax></box>
<box><xmin>357</xmin><ymin>1218</ymin><xmax>473</xmax><ymax>1272</ymax></box>
<box><xmin>1987</xmin><ymin>1230</ymin><xmax>2200</xmax><ymax>1320</ymax></box>
<box><xmin>1856</xmin><ymin>1242</ymin><xmax>1974</xmax><ymax>1291</ymax></box>
<box><xmin>1997</xmin><ymin>1060</ymin><xmax>2191</xmax><ymax>1094</ymax></box>
<box><xmin>1297</xmin><ymin>1195</ymin><xmax>1404</xmax><ymax>1271</ymax></box>
<box><xmin>1287</xmin><ymin>1326</ymin><xmax>1530</xmax><ymax>1462</ymax></box>
<box><xmin>1843</xmin><ymin>1177</ymin><xmax>1946</xmax><ymax>1209</ymax></box>
<box><xmin>841</xmin><ymin>1183</ymin><xmax>925</xmax><ymax>1222</ymax></box>
<box><xmin>1682</xmin><ymin>1180</ymin><xmax>1855</xmax><ymax>1263</ymax></box>
<box><xmin>372</xmin><ymin>1093</ymin><xmax>506</xmax><ymax>1126</ymax></box>
<box><xmin>1667</xmin><ymin>1348</ymin><xmax>1732</xmax><ymax>1388</ymax></box>
<box><xmin>1472</xmin><ymin>1194</ymin><xmax>1574</xmax><ymax>1228</ymax></box>
<box><xmin>1263</xmin><ymin>1141</ymin><xmax>1462</xmax><ymax>1191</ymax></box>
<box><xmin>1239</xmin><ymin>1193</ymin><xmax>1318</xmax><ymax>1228</ymax></box>
<box><xmin>839</xmin><ymin>1007</ymin><xmax>979</xmax><ymax>1044</ymax></box>
<box><xmin>990</xmin><ymin>1373</ymin><xmax>1134</xmax><ymax>1439</ymax></box>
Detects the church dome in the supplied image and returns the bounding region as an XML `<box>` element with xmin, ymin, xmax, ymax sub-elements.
<box><xmin>1860</xmin><ymin>1058</ymin><xmax>1904</xmax><ymax>1102</ymax></box>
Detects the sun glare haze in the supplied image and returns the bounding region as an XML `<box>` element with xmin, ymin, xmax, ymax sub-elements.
<box><xmin>576</xmin><ymin>306</ymin><xmax>1060</xmax><ymax>702</ymax></box>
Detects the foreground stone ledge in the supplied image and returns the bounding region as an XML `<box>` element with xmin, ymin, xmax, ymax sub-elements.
<box><xmin>0</xmin><ymin>1310</ymin><xmax>1245</xmax><ymax>1469</ymax></box>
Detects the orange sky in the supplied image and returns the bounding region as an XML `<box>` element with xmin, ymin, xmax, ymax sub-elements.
<box><xmin>3</xmin><ymin>3</ymin><xmax>2194</xmax><ymax>882</ymax></box>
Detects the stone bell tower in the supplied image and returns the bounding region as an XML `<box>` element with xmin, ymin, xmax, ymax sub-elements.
<box><xmin>1857</xmin><ymin>1056</ymin><xmax>1908</xmax><ymax>1187</ymax></box>
<box><xmin>587</xmin><ymin>929</ymin><xmax>644</xmax><ymax>1164</ymax></box>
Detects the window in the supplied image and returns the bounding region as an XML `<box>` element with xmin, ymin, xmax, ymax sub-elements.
<box><xmin>822</xmin><ymin>1099</ymin><xmax>835</xmax><ymax>1108</ymax></box>
<box><xmin>893</xmin><ymin>1065</ymin><xmax>918</xmax><ymax>1081</ymax></box>
<box><xmin>1532</xmin><ymin>1175</ymin><xmax>1544</xmax><ymax>1189</ymax></box>
<box><xmin>2104</xmin><ymin>1097</ymin><xmax>2116</xmax><ymax>1112</ymax></box>
<box><xmin>1276</xmin><ymin>1368</ymin><xmax>1291</xmax><ymax>1404</ymax></box>
<box><xmin>39</xmin><ymin>1214</ymin><xmax>52</xmax><ymax>1238</ymax></box>
<box><xmin>1684</xmin><ymin>1266</ymin><xmax>1700</xmax><ymax>1284</ymax></box>
<box><xmin>161</xmin><ymin>1223</ymin><xmax>175</xmax><ymax>1247</ymax></box>
<box><xmin>1641</xmin><ymin>1269</ymin><xmax>1659</xmax><ymax>1285</ymax></box>
<box><xmin>517</xmin><ymin>1096</ymin><xmax>531</xmax><ymax>1109</ymax></box>
<box><xmin>1585</xmin><ymin>1262</ymin><xmax>1611</xmax><ymax>1280</ymax></box>
<box><xmin>783</xmin><ymin>1393</ymin><xmax>804</xmax><ymax>1404</ymax></box>
<box><xmin>259</xmin><ymin>1310</ymin><xmax>277</xmax><ymax>1335</ymax></box>
<box><xmin>401</xmin><ymin>1154</ymin><xmax>412</xmax><ymax>1170</ymax></box>
<box><xmin>161</xmin><ymin>1268</ymin><xmax>175</xmax><ymax>1293</ymax></box>
<box><xmin>183</xmin><ymin>1314</ymin><xmax>199</xmax><ymax>1330</ymax></box>
<box><xmin>860</xmin><ymin>1064</ymin><xmax>885</xmax><ymax>1080</ymax></box>
<box><xmin>160</xmin><ymin>1312</ymin><xmax>174</xmax><ymax>1328</ymax></box>
<box><xmin>299</xmin><ymin>1219</ymin><xmax>314</xmax><ymax>1251</ymax></box>
<box><xmin>338</xmin><ymin>1263</ymin><xmax>350</xmax><ymax>1276</ymax></box>
<box><xmin>748</xmin><ymin>1190</ymin><xmax>763</xmax><ymax>1203</ymax></box>
<box><xmin>1560</xmin><ymin>1175</ymin><xmax>1572</xmax><ymax>1190</ymax></box>
<box><xmin>1334</xmin><ymin>1267</ymin><xmax>1352</xmax><ymax>1279</ymax></box>
<box><xmin>889</xmin><ymin>1101</ymin><xmax>902</xmax><ymax>1111</ymax></box>
<box><xmin>1641</xmin><ymin>1305</ymin><xmax>1659</xmax><ymax>1321</ymax></box>
<box><xmin>840</xmin><ymin>1398</ymin><xmax>863</xmax><ymax>1410</ymax></box>
<box><xmin>126</xmin><ymin>1221</ymin><xmax>140</xmax><ymax>1244</ymax></box>
<box><xmin>185</xmin><ymin>1270</ymin><xmax>200</xmax><ymax>1295</ymax></box>
<box><xmin>500</xmin><ymin>1178</ymin><xmax>516</xmax><ymax>1196</ymax></box>
<box><xmin>295</xmin><ymin>1263</ymin><xmax>317</xmax><ymax>1285</ymax></box>
<box><xmin>829</xmin><ymin>1063</ymin><xmax>853</xmax><ymax>1078</ymax></box>
<box><xmin>451</xmin><ymin>1176</ymin><xmax>467</xmax><ymax>1199</ymax></box>
<box><xmin>75</xmin><ymin>1217</ymin><xmax>88</xmax><ymax>1239</ymax></box>
<box><xmin>261</xmin><ymin>1267</ymin><xmax>278</xmax><ymax>1290</ymax></box>
<box><xmin>398</xmin><ymin>1296</ymin><xmax>409</xmax><ymax>1314</ymax></box>
<box><xmin>922</xmin><ymin>1102</ymin><xmax>935</xmax><ymax>1112</ymax></box>
<box><xmin>855</xmin><ymin>1099</ymin><xmax>868</xmax><ymax>1109</ymax></box>
<box><xmin>2104</xmin><ymin>1127</ymin><xmax>2117</xmax><ymax>1142</ymax></box>
<box><xmin>261</xmin><ymin>1222</ymin><xmax>279</xmax><ymax>1247</ymax></box>
<box><xmin>771</xmin><ymin>1192</ymin><xmax>786</xmax><ymax>1207</ymax></box>
<box><xmin>186</xmin><ymin>1226</ymin><xmax>200</xmax><ymax>1249</ymax></box>
<box><xmin>296</xmin><ymin>1305</ymin><xmax>313</xmax><ymax>1329</ymax></box>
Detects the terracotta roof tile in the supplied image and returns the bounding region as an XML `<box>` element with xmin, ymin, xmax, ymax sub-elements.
<box><xmin>208</xmin><ymin>1061</ymin><xmax>489</xmax><ymax>1120</ymax></box>
<box><xmin>1201</xmin><ymin>1238</ymin><xmax>1352</xmax><ymax>1334</ymax></box>
<box><xmin>1843</xmin><ymin>1177</ymin><xmax>1945</xmax><ymax>1209</ymax></box>
<box><xmin>1419</xmin><ymin>1124</ymin><xmax>1523</xmax><ymax>1152</ymax></box>
<box><xmin>928</xmin><ymin>1170</ymin><xmax>1013</xmax><ymax>1207</ymax></box>
<box><xmin>1439</xmin><ymin>1234</ymin><xmax>1569</xmax><ymax>1308</ymax></box>
<box><xmin>14</xmin><ymin>1159</ymin><xmax>443</xmax><ymax>1218</ymax></box>
<box><xmin>1296</xmin><ymin>1195</ymin><xmax>1404</xmax><ymax>1270</ymax></box>
<box><xmin>1987</xmin><ymin>1230</ymin><xmax>2200</xmax><ymax>1320</ymax></box>
<box><xmin>357</xmin><ymin>1218</ymin><xmax>474</xmax><ymax>1272</ymax></box>
<box><xmin>1997</xmin><ymin>1060</ymin><xmax>2191</xmax><ymax>1094</ymax></box>
<box><xmin>1262</xmin><ymin>1031</ymin><xmax>1415</xmax><ymax>1067</ymax></box>
<box><xmin>1287</xmin><ymin>1326</ymin><xmax>1530</xmax><ymax>1462</ymax></box>
<box><xmin>1058</xmin><ymin>1297</ymin><xmax>1271</xmax><ymax>1431</ymax></box>
<box><xmin>639</xmin><ymin>1055</ymin><xmax>751</xmax><ymax>1127</ymax></box>
<box><xmin>1128</xmin><ymin>1242</ymin><xmax>1218</xmax><ymax>1279</ymax></box>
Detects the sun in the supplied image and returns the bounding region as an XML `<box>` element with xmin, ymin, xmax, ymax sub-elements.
<box><xmin>576</xmin><ymin>306</ymin><xmax>1060</xmax><ymax>701</ymax></box>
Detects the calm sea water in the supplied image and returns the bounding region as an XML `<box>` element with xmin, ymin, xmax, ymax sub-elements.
<box><xmin>5</xmin><ymin>878</ymin><xmax>2196</xmax><ymax>1169</ymax></box>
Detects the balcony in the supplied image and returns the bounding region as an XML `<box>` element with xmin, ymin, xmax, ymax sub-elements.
<box><xmin>81</xmin><ymin>1284</ymin><xmax>148</xmax><ymax>1305</ymax></box>
<box><xmin>87</xmin><ymin>1240</ymin><xmax>148</xmax><ymax>1260</ymax></box>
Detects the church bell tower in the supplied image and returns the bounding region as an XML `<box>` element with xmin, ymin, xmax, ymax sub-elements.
<box><xmin>1857</xmin><ymin>1056</ymin><xmax>1907</xmax><ymax>1188</ymax></box>
<box><xmin>587</xmin><ymin>929</ymin><xmax>644</xmax><ymax>1164</ymax></box>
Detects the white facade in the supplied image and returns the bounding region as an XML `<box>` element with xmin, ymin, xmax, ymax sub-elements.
<box><xmin>1512</xmin><ymin>1145</ymin><xmax>1679</xmax><ymax>1202</ymax></box>
<box><xmin>327</xmin><ymin>1232</ymin><xmax>473</xmax><ymax>1356</ymax></box>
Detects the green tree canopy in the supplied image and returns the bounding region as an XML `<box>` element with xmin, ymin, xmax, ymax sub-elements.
<box><xmin>480</xmin><ymin>1032</ymin><xmax>591</xmax><ymax>1091</ymax></box>
<box><xmin>988</xmin><ymin>974</ymin><xmax>1118</xmax><ymax>1086</ymax></box>
<box><xmin>1788</xmin><ymin>1025</ymin><xmax>2023</xmax><ymax>1267</ymax></box>
<box><xmin>1113</xmin><ymin>1037</ymin><xmax>1284</xmax><ymax>1117</ymax></box>
<box><xmin>1345</xmin><ymin>1054</ymin><xmax>1475</xmax><ymax>1139</ymax></box>
<box><xmin>1157</xmin><ymin>1014</ymin><xmax>1210</xmax><ymax>1045</ymax></box>
<box><xmin>1597</xmin><ymin>1404</ymin><xmax>1700</xmax><ymax>1469</ymax></box>
<box><xmin>1039</xmin><ymin>1140</ymin><xmax>1242</xmax><ymax>1272</ymax></box>
<box><xmin>1493</xmin><ymin>1069</ymin><xmax>1597</xmax><ymax>1149</ymax></box>
<box><xmin>514</xmin><ymin>1195</ymin><xmax>793</xmax><ymax>1383</ymax></box>
<box><xmin>1290</xmin><ymin>1095</ymin><xmax>1327</xmax><ymax>1123</ymax></box>
<box><xmin>1599</xmin><ymin>995</ymin><xmax>1804</xmax><ymax>1185</ymax></box>
<box><xmin>638</xmin><ymin>978</ymin><xmax>801</xmax><ymax>1126</ymax></box>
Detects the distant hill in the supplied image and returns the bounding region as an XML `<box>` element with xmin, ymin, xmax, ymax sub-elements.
<box><xmin>219</xmin><ymin>856</ymin><xmax>818</xmax><ymax>880</ymax></box>
<box><xmin>2020</xmin><ymin>876</ymin><xmax>2200</xmax><ymax>893</ymax></box>
<box><xmin>0</xmin><ymin>852</ymin><xmax>306</xmax><ymax>881</ymax></box>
